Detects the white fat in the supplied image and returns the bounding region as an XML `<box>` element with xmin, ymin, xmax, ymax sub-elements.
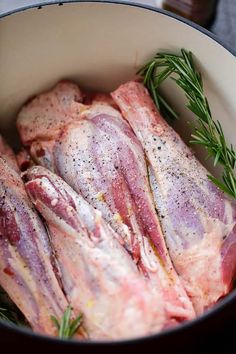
<box><xmin>175</xmin><ymin>216</ymin><xmax>230</xmax><ymax>314</ymax></box>
<box><xmin>51</xmin><ymin>198</ymin><xmax>58</xmax><ymax>206</ymax></box>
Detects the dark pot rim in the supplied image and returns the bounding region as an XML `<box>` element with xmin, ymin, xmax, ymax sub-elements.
<box><xmin>0</xmin><ymin>0</ymin><xmax>235</xmax><ymax>347</ymax></box>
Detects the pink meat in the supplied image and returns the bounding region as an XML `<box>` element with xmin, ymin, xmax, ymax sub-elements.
<box><xmin>0</xmin><ymin>135</ymin><xmax>19</xmax><ymax>171</ymax></box>
<box><xmin>112</xmin><ymin>81</ymin><xmax>236</xmax><ymax>314</ymax></box>
<box><xmin>16</xmin><ymin>148</ymin><xmax>34</xmax><ymax>171</ymax></box>
<box><xmin>17</xmin><ymin>81</ymin><xmax>195</xmax><ymax>324</ymax></box>
<box><xmin>0</xmin><ymin>137</ymin><xmax>69</xmax><ymax>335</ymax></box>
<box><xmin>25</xmin><ymin>166</ymin><xmax>165</xmax><ymax>340</ymax></box>
<box><xmin>53</xmin><ymin>112</ymin><xmax>195</xmax><ymax>324</ymax></box>
<box><xmin>16</xmin><ymin>80</ymin><xmax>84</xmax><ymax>144</ymax></box>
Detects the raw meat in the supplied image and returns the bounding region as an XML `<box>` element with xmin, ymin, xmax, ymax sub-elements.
<box><xmin>17</xmin><ymin>82</ymin><xmax>195</xmax><ymax>324</ymax></box>
<box><xmin>0</xmin><ymin>137</ymin><xmax>69</xmax><ymax>335</ymax></box>
<box><xmin>25</xmin><ymin>166</ymin><xmax>165</xmax><ymax>340</ymax></box>
<box><xmin>112</xmin><ymin>81</ymin><xmax>236</xmax><ymax>314</ymax></box>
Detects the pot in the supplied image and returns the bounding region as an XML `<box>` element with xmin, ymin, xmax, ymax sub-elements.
<box><xmin>0</xmin><ymin>1</ymin><xmax>235</xmax><ymax>352</ymax></box>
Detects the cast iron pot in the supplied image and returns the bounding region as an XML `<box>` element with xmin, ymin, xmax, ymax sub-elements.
<box><xmin>0</xmin><ymin>1</ymin><xmax>235</xmax><ymax>352</ymax></box>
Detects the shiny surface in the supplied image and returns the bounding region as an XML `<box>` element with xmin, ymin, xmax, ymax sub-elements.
<box><xmin>0</xmin><ymin>2</ymin><xmax>235</xmax><ymax>179</ymax></box>
<box><xmin>0</xmin><ymin>138</ymin><xmax>69</xmax><ymax>335</ymax></box>
<box><xmin>112</xmin><ymin>81</ymin><xmax>236</xmax><ymax>314</ymax></box>
<box><xmin>17</xmin><ymin>81</ymin><xmax>195</xmax><ymax>327</ymax></box>
<box><xmin>25</xmin><ymin>166</ymin><xmax>164</xmax><ymax>339</ymax></box>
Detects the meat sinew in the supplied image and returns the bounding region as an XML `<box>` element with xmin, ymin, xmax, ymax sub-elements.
<box><xmin>25</xmin><ymin>166</ymin><xmax>165</xmax><ymax>340</ymax></box>
<box><xmin>0</xmin><ymin>137</ymin><xmax>69</xmax><ymax>335</ymax></box>
<box><xmin>54</xmin><ymin>103</ymin><xmax>195</xmax><ymax>324</ymax></box>
<box><xmin>17</xmin><ymin>82</ymin><xmax>195</xmax><ymax>325</ymax></box>
<box><xmin>112</xmin><ymin>81</ymin><xmax>236</xmax><ymax>314</ymax></box>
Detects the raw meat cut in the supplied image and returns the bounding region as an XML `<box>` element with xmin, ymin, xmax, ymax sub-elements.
<box><xmin>0</xmin><ymin>137</ymin><xmax>69</xmax><ymax>335</ymax></box>
<box><xmin>16</xmin><ymin>148</ymin><xmax>34</xmax><ymax>171</ymax></box>
<box><xmin>53</xmin><ymin>106</ymin><xmax>195</xmax><ymax>324</ymax></box>
<box><xmin>17</xmin><ymin>82</ymin><xmax>195</xmax><ymax>324</ymax></box>
<box><xmin>112</xmin><ymin>81</ymin><xmax>236</xmax><ymax>314</ymax></box>
<box><xmin>25</xmin><ymin>165</ymin><xmax>165</xmax><ymax>340</ymax></box>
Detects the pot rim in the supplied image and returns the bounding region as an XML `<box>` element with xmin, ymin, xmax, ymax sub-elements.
<box><xmin>1</xmin><ymin>0</ymin><xmax>235</xmax><ymax>57</ymax></box>
<box><xmin>0</xmin><ymin>0</ymin><xmax>235</xmax><ymax>346</ymax></box>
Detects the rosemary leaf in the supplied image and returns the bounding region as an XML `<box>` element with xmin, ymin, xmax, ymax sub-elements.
<box><xmin>51</xmin><ymin>305</ymin><xmax>82</xmax><ymax>339</ymax></box>
<box><xmin>69</xmin><ymin>314</ymin><xmax>83</xmax><ymax>338</ymax></box>
<box><xmin>138</xmin><ymin>49</ymin><xmax>236</xmax><ymax>199</ymax></box>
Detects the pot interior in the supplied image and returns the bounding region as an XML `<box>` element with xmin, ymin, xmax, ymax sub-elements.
<box><xmin>0</xmin><ymin>2</ymin><xmax>236</xmax><ymax>166</ymax></box>
<box><xmin>0</xmin><ymin>0</ymin><xmax>236</xmax><ymax>341</ymax></box>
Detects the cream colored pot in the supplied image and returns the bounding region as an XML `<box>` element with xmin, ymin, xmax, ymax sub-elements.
<box><xmin>0</xmin><ymin>1</ymin><xmax>235</xmax><ymax>351</ymax></box>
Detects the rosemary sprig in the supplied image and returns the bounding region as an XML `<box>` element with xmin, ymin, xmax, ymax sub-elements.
<box><xmin>51</xmin><ymin>305</ymin><xmax>82</xmax><ymax>339</ymax></box>
<box><xmin>139</xmin><ymin>49</ymin><xmax>236</xmax><ymax>199</ymax></box>
<box><xmin>138</xmin><ymin>60</ymin><xmax>178</xmax><ymax>121</ymax></box>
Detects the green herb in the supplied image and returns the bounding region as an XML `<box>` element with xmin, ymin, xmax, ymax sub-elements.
<box><xmin>0</xmin><ymin>288</ymin><xmax>22</xmax><ymax>325</ymax></box>
<box><xmin>139</xmin><ymin>49</ymin><xmax>236</xmax><ymax>198</ymax></box>
<box><xmin>138</xmin><ymin>59</ymin><xmax>178</xmax><ymax>121</ymax></box>
<box><xmin>0</xmin><ymin>307</ymin><xmax>15</xmax><ymax>324</ymax></box>
<box><xmin>51</xmin><ymin>305</ymin><xmax>82</xmax><ymax>339</ymax></box>
<box><xmin>0</xmin><ymin>303</ymin><xmax>19</xmax><ymax>324</ymax></box>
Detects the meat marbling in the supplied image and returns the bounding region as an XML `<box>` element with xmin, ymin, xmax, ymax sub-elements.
<box><xmin>25</xmin><ymin>165</ymin><xmax>165</xmax><ymax>340</ymax></box>
<box><xmin>0</xmin><ymin>136</ymin><xmax>69</xmax><ymax>335</ymax></box>
<box><xmin>111</xmin><ymin>81</ymin><xmax>236</xmax><ymax>314</ymax></box>
<box><xmin>17</xmin><ymin>82</ymin><xmax>195</xmax><ymax>325</ymax></box>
